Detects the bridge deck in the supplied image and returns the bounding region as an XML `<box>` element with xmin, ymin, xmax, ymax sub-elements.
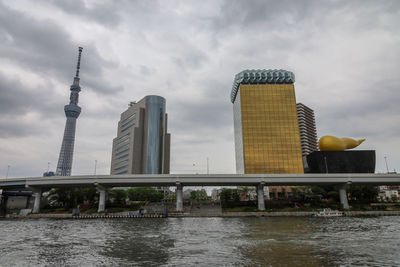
<box><xmin>1</xmin><ymin>173</ymin><xmax>400</xmax><ymax>189</ymax></box>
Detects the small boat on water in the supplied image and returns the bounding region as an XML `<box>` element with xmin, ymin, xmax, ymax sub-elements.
<box><xmin>313</xmin><ymin>208</ymin><xmax>343</xmax><ymax>217</ymax></box>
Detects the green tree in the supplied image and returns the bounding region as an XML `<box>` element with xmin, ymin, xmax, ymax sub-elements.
<box><xmin>348</xmin><ymin>185</ymin><xmax>379</xmax><ymax>203</ymax></box>
<box><xmin>110</xmin><ymin>189</ymin><xmax>127</xmax><ymax>206</ymax></box>
<box><xmin>47</xmin><ymin>187</ymin><xmax>97</xmax><ymax>209</ymax></box>
<box><xmin>239</xmin><ymin>187</ymin><xmax>250</xmax><ymax>201</ymax></box>
<box><xmin>327</xmin><ymin>191</ymin><xmax>339</xmax><ymax>201</ymax></box>
<box><xmin>197</xmin><ymin>189</ymin><xmax>208</xmax><ymax>200</ymax></box>
<box><xmin>291</xmin><ymin>186</ymin><xmax>309</xmax><ymax>201</ymax></box>
<box><xmin>190</xmin><ymin>189</ymin><xmax>208</xmax><ymax>201</ymax></box>
<box><xmin>165</xmin><ymin>193</ymin><xmax>176</xmax><ymax>200</ymax></box>
<box><xmin>220</xmin><ymin>188</ymin><xmax>240</xmax><ymax>203</ymax></box>
<box><xmin>190</xmin><ymin>191</ymin><xmax>198</xmax><ymax>200</ymax></box>
<box><xmin>81</xmin><ymin>187</ymin><xmax>97</xmax><ymax>205</ymax></box>
<box><xmin>48</xmin><ymin>188</ymin><xmax>70</xmax><ymax>207</ymax></box>
<box><xmin>311</xmin><ymin>186</ymin><xmax>326</xmax><ymax>196</ymax></box>
<box><xmin>127</xmin><ymin>187</ymin><xmax>163</xmax><ymax>202</ymax></box>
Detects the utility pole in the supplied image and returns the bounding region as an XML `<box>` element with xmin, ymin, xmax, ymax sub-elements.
<box><xmin>6</xmin><ymin>165</ymin><xmax>10</xmax><ymax>179</ymax></box>
<box><xmin>207</xmin><ymin>157</ymin><xmax>209</xmax><ymax>175</ymax></box>
<box><xmin>47</xmin><ymin>162</ymin><xmax>50</xmax><ymax>173</ymax></box>
<box><xmin>94</xmin><ymin>160</ymin><xmax>97</xmax><ymax>175</ymax></box>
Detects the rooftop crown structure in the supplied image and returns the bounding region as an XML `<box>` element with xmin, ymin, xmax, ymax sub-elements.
<box><xmin>55</xmin><ymin>47</ymin><xmax>83</xmax><ymax>176</ymax></box>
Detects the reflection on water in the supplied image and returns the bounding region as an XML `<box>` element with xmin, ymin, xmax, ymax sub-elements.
<box><xmin>0</xmin><ymin>217</ymin><xmax>400</xmax><ymax>266</ymax></box>
<box><xmin>102</xmin><ymin>219</ymin><xmax>173</xmax><ymax>266</ymax></box>
<box><xmin>239</xmin><ymin>218</ymin><xmax>333</xmax><ymax>266</ymax></box>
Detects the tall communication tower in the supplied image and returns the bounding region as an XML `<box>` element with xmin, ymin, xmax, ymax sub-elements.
<box><xmin>55</xmin><ymin>47</ymin><xmax>83</xmax><ymax>176</ymax></box>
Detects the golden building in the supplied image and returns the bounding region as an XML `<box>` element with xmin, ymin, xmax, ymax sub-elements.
<box><xmin>232</xmin><ymin>69</ymin><xmax>303</xmax><ymax>174</ymax></box>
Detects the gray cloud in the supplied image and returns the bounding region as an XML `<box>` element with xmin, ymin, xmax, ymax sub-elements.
<box><xmin>0</xmin><ymin>1</ymin><xmax>122</xmax><ymax>95</ymax></box>
<box><xmin>0</xmin><ymin>117</ymin><xmax>45</xmax><ymax>138</ymax></box>
<box><xmin>214</xmin><ymin>0</ymin><xmax>400</xmax><ymax>30</ymax></box>
<box><xmin>170</xmin><ymin>78</ymin><xmax>232</xmax><ymax>131</ymax></box>
<box><xmin>0</xmin><ymin>70</ymin><xmax>66</xmax><ymax>137</ymax></box>
<box><xmin>170</xmin><ymin>39</ymin><xmax>208</xmax><ymax>70</ymax></box>
<box><xmin>170</xmin><ymin>98</ymin><xmax>232</xmax><ymax>140</ymax></box>
<box><xmin>0</xmin><ymin>73</ymin><xmax>50</xmax><ymax>115</ymax></box>
<box><xmin>48</xmin><ymin>0</ymin><xmax>121</xmax><ymax>27</ymax></box>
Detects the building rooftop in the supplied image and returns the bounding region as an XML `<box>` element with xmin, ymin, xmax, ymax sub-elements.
<box><xmin>230</xmin><ymin>69</ymin><xmax>295</xmax><ymax>103</ymax></box>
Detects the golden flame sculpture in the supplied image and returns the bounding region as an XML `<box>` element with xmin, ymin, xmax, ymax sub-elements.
<box><xmin>318</xmin><ymin>136</ymin><xmax>365</xmax><ymax>151</ymax></box>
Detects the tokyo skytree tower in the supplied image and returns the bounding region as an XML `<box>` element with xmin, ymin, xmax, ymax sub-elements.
<box><xmin>55</xmin><ymin>47</ymin><xmax>83</xmax><ymax>176</ymax></box>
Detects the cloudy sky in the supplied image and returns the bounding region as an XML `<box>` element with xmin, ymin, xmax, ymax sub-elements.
<box><xmin>0</xmin><ymin>0</ymin><xmax>399</xmax><ymax>178</ymax></box>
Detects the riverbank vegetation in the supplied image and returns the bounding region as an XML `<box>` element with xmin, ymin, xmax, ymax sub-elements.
<box><xmin>220</xmin><ymin>185</ymin><xmax>387</xmax><ymax>212</ymax></box>
<box><xmin>44</xmin><ymin>187</ymin><xmax>165</xmax><ymax>213</ymax></box>
<box><xmin>32</xmin><ymin>185</ymin><xmax>399</xmax><ymax>214</ymax></box>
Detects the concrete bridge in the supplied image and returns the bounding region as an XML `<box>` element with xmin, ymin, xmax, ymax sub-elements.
<box><xmin>1</xmin><ymin>173</ymin><xmax>400</xmax><ymax>213</ymax></box>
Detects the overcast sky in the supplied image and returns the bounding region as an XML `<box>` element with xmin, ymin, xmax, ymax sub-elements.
<box><xmin>0</xmin><ymin>0</ymin><xmax>399</xmax><ymax>178</ymax></box>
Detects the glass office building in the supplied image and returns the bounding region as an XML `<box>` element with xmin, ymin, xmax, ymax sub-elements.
<box><xmin>232</xmin><ymin>70</ymin><xmax>303</xmax><ymax>174</ymax></box>
<box><xmin>110</xmin><ymin>95</ymin><xmax>171</xmax><ymax>175</ymax></box>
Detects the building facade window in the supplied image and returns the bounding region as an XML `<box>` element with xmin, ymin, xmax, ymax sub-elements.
<box><xmin>114</xmin><ymin>165</ymin><xmax>128</xmax><ymax>171</ymax></box>
<box><xmin>116</xmin><ymin>153</ymin><xmax>129</xmax><ymax>160</ymax></box>
<box><xmin>121</xmin><ymin>124</ymin><xmax>135</xmax><ymax>133</ymax></box>
<box><xmin>115</xmin><ymin>144</ymin><xmax>129</xmax><ymax>153</ymax></box>
<box><xmin>114</xmin><ymin>159</ymin><xmax>129</xmax><ymax>167</ymax></box>
<box><xmin>121</xmin><ymin>118</ymin><xmax>136</xmax><ymax>129</ymax></box>
<box><xmin>120</xmin><ymin>114</ymin><xmax>135</xmax><ymax>125</ymax></box>
<box><xmin>115</xmin><ymin>148</ymin><xmax>129</xmax><ymax>156</ymax></box>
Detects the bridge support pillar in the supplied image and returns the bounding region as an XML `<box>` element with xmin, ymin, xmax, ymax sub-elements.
<box><xmin>264</xmin><ymin>186</ymin><xmax>270</xmax><ymax>200</ymax></box>
<box><xmin>339</xmin><ymin>184</ymin><xmax>349</xmax><ymax>210</ymax></box>
<box><xmin>98</xmin><ymin>189</ymin><xmax>106</xmax><ymax>213</ymax></box>
<box><xmin>257</xmin><ymin>183</ymin><xmax>265</xmax><ymax>211</ymax></box>
<box><xmin>176</xmin><ymin>183</ymin><xmax>183</xmax><ymax>212</ymax></box>
<box><xmin>32</xmin><ymin>188</ymin><xmax>42</xmax><ymax>214</ymax></box>
<box><xmin>95</xmin><ymin>183</ymin><xmax>108</xmax><ymax>213</ymax></box>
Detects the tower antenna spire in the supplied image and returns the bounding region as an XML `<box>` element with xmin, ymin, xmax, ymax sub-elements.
<box><xmin>75</xmin><ymin>47</ymin><xmax>83</xmax><ymax>78</ymax></box>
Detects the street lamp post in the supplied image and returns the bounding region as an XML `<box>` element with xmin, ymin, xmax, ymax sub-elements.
<box><xmin>6</xmin><ymin>165</ymin><xmax>10</xmax><ymax>179</ymax></box>
<box><xmin>94</xmin><ymin>160</ymin><xmax>98</xmax><ymax>175</ymax></box>
<box><xmin>207</xmin><ymin>157</ymin><xmax>209</xmax><ymax>175</ymax></box>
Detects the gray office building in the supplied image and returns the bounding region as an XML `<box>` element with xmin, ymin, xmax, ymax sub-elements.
<box><xmin>296</xmin><ymin>103</ymin><xmax>318</xmax><ymax>157</ymax></box>
<box><xmin>110</xmin><ymin>95</ymin><xmax>171</xmax><ymax>175</ymax></box>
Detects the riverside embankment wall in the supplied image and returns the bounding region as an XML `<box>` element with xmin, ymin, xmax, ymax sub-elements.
<box><xmin>3</xmin><ymin>210</ymin><xmax>400</xmax><ymax>219</ymax></box>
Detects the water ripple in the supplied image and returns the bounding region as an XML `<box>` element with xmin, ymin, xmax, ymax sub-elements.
<box><xmin>0</xmin><ymin>217</ymin><xmax>400</xmax><ymax>266</ymax></box>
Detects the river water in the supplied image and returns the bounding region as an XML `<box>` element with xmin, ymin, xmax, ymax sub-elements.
<box><xmin>0</xmin><ymin>217</ymin><xmax>399</xmax><ymax>266</ymax></box>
